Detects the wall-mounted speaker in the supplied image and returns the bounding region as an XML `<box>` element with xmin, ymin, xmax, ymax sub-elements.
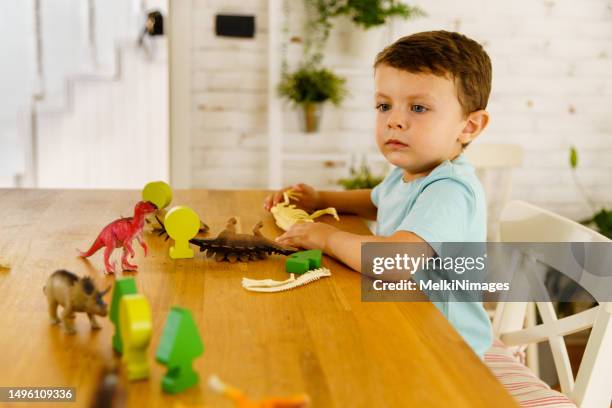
<box><xmin>215</xmin><ymin>14</ymin><xmax>255</xmax><ymax>38</ymax></box>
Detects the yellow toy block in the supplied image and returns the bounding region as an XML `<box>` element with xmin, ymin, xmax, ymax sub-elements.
<box><xmin>165</xmin><ymin>206</ymin><xmax>201</xmax><ymax>259</ymax></box>
<box><xmin>142</xmin><ymin>181</ymin><xmax>173</xmax><ymax>210</ymax></box>
<box><xmin>119</xmin><ymin>294</ymin><xmax>152</xmax><ymax>381</ymax></box>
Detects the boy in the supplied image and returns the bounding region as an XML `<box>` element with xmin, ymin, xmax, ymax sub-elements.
<box><xmin>264</xmin><ymin>31</ymin><xmax>492</xmax><ymax>357</ymax></box>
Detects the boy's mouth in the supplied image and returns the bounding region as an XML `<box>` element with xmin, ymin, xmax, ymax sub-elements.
<box><xmin>385</xmin><ymin>139</ymin><xmax>409</xmax><ymax>149</ymax></box>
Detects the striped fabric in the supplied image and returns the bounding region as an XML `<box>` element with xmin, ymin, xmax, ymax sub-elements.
<box><xmin>484</xmin><ymin>339</ymin><xmax>577</xmax><ymax>407</ymax></box>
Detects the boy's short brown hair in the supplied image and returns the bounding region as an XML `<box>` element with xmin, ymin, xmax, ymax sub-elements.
<box><xmin>374</xmin><ymin>30</ymin><xmax>492</xmax><ymax>117</ymax></box>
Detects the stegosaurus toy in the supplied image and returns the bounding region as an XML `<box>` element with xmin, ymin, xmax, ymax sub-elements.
<box><xmin>189</xmin><ymin>217</ymin><xmax>298</xmax><ymax>262</ymax></box>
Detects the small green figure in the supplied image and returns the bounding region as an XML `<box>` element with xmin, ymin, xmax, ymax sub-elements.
<box><xmin>155</xmin><ymin>307</ymin><xmax>204</xmax><ymax>394</ymax></box>
<box><xmin>109</xmin><ymin>277</ymin><xmax>138</xmax><ymax>353</ymax></box>
<box><xmin>285</xmin><ymin>249</ymin><xmax>322</xmax><ymax>274</ymax></box>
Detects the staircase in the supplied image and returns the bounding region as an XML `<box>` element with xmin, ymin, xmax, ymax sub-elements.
<box><xmin>0</xmin><ymin>0</ymin><xmax>169</xmax><ymax>188</ymax></box>
<box><xmin>0</xmin><ymin>2</ymin><xmax>36</xmax><ymax>187</ymax></box>
<box><xmin>36</xmin><ymin>40</ymin><xmax>169</xmax><ymax>188</ymax></box>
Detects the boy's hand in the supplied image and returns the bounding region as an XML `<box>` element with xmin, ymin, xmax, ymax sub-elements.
<box><xmin>275</xmin><ymin>222</ymin><xmax>339</xmax><ymax>251</ymax></box>
<box><xmin>263</xmin><ymin>183</ymin><xmax>320</xmax><ymax>212</ymax></box>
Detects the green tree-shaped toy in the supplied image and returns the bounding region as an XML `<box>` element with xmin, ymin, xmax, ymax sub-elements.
<box><xmin>109</xmin><ymin>277</ymin><xmax>138</xmax><ymax>353</ymax></box>
<box><xmin>155</xmin><ymin>307</ymin><xmax>204</xmax><ymax>394</ymax></box>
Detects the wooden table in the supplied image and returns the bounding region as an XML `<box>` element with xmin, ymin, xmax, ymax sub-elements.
<box><xmin>0</xmin><ymin>189</ymin><xmax>518</xmax><ymax>407</ymax></box>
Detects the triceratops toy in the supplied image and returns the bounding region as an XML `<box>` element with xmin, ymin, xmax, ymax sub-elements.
<box><xmin>43</xmin><ymin>270</ymin><xmax>110</xmax><ymax>334</ymax></box>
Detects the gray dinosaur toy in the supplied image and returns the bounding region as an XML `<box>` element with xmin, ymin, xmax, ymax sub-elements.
<box><xmin>43</xmin><ymin>270</ymin><xmax>110</xmax><ymax>334</ymax></box>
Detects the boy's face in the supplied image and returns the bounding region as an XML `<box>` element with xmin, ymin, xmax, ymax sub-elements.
<box><xmin>374</xmin><ymin>64</ymin><xmax>474</xmax><ymax>177</ymax></box>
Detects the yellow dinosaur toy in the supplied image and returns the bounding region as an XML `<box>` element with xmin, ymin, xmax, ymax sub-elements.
<box><xmin>270</xmin><ymin>189</ymin><xmax>339</xmax><ymax>231</ymax></box>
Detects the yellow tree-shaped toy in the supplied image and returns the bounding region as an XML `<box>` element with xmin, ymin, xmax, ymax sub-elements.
<box><xmin>119</xmin><ymin>294</ymin><xmax>152</xmax><ymax>380</ymax></box>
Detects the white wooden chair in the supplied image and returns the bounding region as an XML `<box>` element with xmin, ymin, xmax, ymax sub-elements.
<box><xmin>486</xmin><ymin>200</ymin><xmax>612</xmax><ymax>407</ymax></box>
<box><xmin>464</xmin><ymin>143</ymin><xmax>524</xmax><ymax>241</ymax></box>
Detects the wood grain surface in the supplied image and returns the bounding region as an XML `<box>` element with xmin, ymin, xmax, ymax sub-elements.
<box><xmin>0</xmin><ymin>189</ymin><xmax>517</xmax><ymax>408</ymax></box>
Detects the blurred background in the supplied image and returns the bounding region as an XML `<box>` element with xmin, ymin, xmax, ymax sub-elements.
<box><xmin>1</xmin><ymin>0</ymin><xmax>612</xmax><ymax>391</ymax></box>
<box><xmin>1</xmin><ymin>0</ymin><xmax>611</xmax><ymax>231</ymax></box>
<box><xmin>1</xmin><ymin>0</ymin><xmax>168</xmax><ymax>189</ymax></box>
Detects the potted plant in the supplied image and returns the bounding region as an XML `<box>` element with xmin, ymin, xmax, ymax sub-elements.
<box><xmin>334</xmin><ymin>0</ymin><xmax>425</xmax><ymax>29</ymax></box>
<box><xmin>569</xmin><ymin>146</ymin><xmax>612</xmax><ymax>238</ymax></box>
<box><xmin>345</xmin><ymin>0</ymin><xmax>425</xmax><ymax>56</ymax></box>
<box><xmin>305</xmin><ymin>0</ymin><xmax>424</xmax><ymax>30</ymax></box>
<box><xmin>277</xmin><ymin>63</ymin><xmax>348</xmax><ymax>133</ymax></box>
<box><xmin>337</xmin><ymin>157</ymin><xmax>384</xmax><ymax>189</ymax></box>
<box><xmin>337</xmin><ymin>156</ymin><xmax>385</xmax><ymax>233</ymax></box>
<box><xmin>306</xmin><ymin>0</ymin><xmax>425</xmax><ymax>56</ymax></box>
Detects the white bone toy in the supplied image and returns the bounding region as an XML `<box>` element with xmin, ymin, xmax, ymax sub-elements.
<box><xmin>242</xmin><ymin>267</ymin><xmax>331</xmax><ymax>292</ymax></box>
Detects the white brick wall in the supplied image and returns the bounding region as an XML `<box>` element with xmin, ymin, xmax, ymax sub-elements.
<box><xmin>190</xmin><ymin>0</ymin><xmax>612</xmax><ymax>221</ymax></box>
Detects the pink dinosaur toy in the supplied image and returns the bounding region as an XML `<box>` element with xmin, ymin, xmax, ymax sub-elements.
<box><xmin>78</xmin><ymin>201</ymin><xmax>157</xmax><ymax>274</ymax></box>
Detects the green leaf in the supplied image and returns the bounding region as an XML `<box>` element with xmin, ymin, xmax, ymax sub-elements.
<box><xmin>592</xmin><ymin>209</ymin><xmax>612</xmax><ymax>239</ymax></box>
<box><xmin>331</xmin><ymin>0</ymin><xmax>426</xmax><ymax>29</ymax></box>
<box><xmin>569</xmin><ymin>145</ymin><xmax>578</xmax><ymax>169</ymax></box>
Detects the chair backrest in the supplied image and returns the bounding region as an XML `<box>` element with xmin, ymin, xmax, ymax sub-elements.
<box><xmin>495</xmin><ymin>200</ymin><xmax>612</xmax><ymax>407</ymax></box>
<box><xmin>464</xmin><ymin>143</ymin><xmax>524</xmax><ymax>241</ymax></box>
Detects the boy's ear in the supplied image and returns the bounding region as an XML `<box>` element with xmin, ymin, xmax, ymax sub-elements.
<box><xmin>458</xmin><ymin>110</ymin><xmax>489</xmax><ymax>145</ymax></box>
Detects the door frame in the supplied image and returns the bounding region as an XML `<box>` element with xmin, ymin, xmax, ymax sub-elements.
<box><xmin>168</xmin><ymin>0</ymin><xmax>192</xmax><ymax>188</ymax></box>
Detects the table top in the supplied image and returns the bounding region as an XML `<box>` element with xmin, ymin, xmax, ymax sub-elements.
<box><xmin>0</xmin><ymin>188</ymin><xmax>517</xmax><ymax>407</ymax></box>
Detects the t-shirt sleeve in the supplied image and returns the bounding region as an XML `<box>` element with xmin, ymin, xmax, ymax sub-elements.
<box><xmin>396</xmin><ymin>177</ymin><xmax>476</xmax><ymax>252</ymax></box>
<box><xmin>371</xmin><ymin>166</ymin><xmax>399</xmax><ymax>208</ymax></box>
<box><xmin>370</xmin><ymin>184</ymin><xmax>380</xmax><ymax>208</ymax></box>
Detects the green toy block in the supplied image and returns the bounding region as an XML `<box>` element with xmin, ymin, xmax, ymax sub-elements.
<box><xmin>109</xmin><ymin>277</ymin><xmax>138</xmax><ymax>353</ymax></box>
<box><xmin>285</xmin><ymin>249</ymin><xmax>322</xmax><ymax>274</ymax></box>
<box><xmin>155</xmin><ymin>307</ymin><xmax>204</xmax><ymax>394</ymax></box>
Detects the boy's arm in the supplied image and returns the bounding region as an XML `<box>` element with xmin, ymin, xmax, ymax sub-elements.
<box><xmin>275</xmin><ymin>221</ymin><xmax>433</xmax><ymax>275</ymax></box>
<box><xmin>318</xmin><ymin>189</ymin><xmax>377</xmax><ymax>220</ymax></box>
<box><xmin>325</xmin><ymin>230</ymin><xmax>433</xmax><ymax>273</ymax></box>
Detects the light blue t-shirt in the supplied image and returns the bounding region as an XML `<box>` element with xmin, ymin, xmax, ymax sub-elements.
<box><xmin>370</xmin><ymin>153</ymin><xmax>492</xmax><ymax>357</ymax></box>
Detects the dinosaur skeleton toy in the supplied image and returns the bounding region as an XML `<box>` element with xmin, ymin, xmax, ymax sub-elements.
<box><xmin>270</xmin><ymin>189</ymin><xmax>340</xmax><ymax>231</ymax></box>
<box><xmin>242</xmin><ymin>267</ymin><xmax>331</xmax><ymax>292</ymax></box>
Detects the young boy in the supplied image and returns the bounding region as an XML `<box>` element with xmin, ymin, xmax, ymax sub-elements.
<box><xmin>264</xmin><ymin>31</ymin><xmax>492</xmax><ymax>357</ymax></box>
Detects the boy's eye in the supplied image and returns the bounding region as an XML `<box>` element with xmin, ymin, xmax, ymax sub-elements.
<box><xmin>411</xmin><ymin>104</ymin><xmax>428</xmax><ymax>113</ymax></box>
<box><xmin>376</xmin><ymin>103</ymin><xmax>390</xmax><ymax>112</ymax></box>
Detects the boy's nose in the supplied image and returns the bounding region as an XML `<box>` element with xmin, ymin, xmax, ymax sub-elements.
<box><xmin>387</xmin><ymin>110</ymin><xmax>408</xmax><ymax>130</ymax></box>
<box><xmin>387</xmin><ymin>118</ymin><xmax>407</xmax><ymax>130</ymax></box>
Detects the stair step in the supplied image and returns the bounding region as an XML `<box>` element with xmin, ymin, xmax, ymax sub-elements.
<box><xmin>35</xmin><ymin>38</ymin><xmax>169</xmax><ymax>189</ymax></box>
